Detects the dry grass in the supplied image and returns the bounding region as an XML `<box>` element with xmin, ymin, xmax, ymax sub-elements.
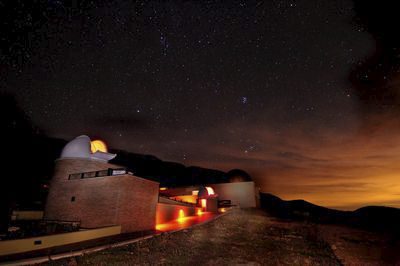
<box><xmin>44</xmin><ymin>209</ymin><xmax>341</xmax><ymax>266</ymax></box>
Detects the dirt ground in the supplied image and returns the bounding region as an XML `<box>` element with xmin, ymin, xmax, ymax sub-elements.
<box><xmin>44</xmin><ymin>209</ymin><xmax>344</xmax><ymax>265</ymax></box>
<box><xmin>318</xmin><ymin>224</ymin><xmax>400</xmax><ymax>265</ymax></box>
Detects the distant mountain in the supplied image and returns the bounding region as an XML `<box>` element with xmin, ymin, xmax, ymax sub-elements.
<box><xmin>260</xmin><ymin>193</ymin><xmax>400</xmax><ymax>235</ymax></box>
<box><xmin>109</xmin><ymin>150</ymin><xmax>229</xmax><ymax>187</ymax></box>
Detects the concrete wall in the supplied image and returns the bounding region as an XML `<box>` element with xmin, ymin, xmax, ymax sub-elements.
<box><xmin>0</xmin><ymin>225</ymin><xmax>121</xmax><ymax>256</ymax></box>
<box><xmin>158</xmin><ymin>197</ymin><xmax>194</xmax><ymax>207</ymax></box>
<box><xmin>169</xmin><ymin>195</ymin><xmax>197</xmax><ymax>204</ymax></box>
<box><xmin>45</xmin><ymin>158</ymin><xmax>159</xmax><ymax>233</ymax></box>
<box><xmin>156</xmin><ymin>203</ymin><xmax>198</xmax><ymax>224</ymax></box>
<box><xmin>200</xmin><ymin>198</ymin><xmax>218</xmax><ymax>212</ymax></box>
<box><xmin>161</xmin><ymin>183</ymin><xmax>258</xmax><ymax>208</ymax></box>
<box><xmin>161</xmin><ymin>186</ymin><xmax>198</xmax><ymax>197</ymax></box>
<box><xmin>211</xmin><ymin>181</ymin><xmax>257</xmax><ymax>208</ymax></box>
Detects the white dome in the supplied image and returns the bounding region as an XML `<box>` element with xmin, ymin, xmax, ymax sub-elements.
<box><xmin>61</xmin><ymin>135</ymin><xmax>91</xmax><ymax>159</ymax></box>
<box><xmin>60</xmin><ymin>135</ymin><xmax>116</xmax><ymax>161</ymax></box>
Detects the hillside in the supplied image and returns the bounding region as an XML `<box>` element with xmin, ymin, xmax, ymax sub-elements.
<box><xmin>260</xmin><ymin>193</ymin><xmax>400</xmax><ymax>235</ymax></box>
<box><xmin>109</xmin><ymin>150</ymin><xmax>228</xmax><ymax>187</ymax></box>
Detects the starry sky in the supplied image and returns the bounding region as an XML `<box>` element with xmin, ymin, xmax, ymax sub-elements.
<box><xmin>2</xmin><ymin>0</ymin><xmax>400</xmax><ymax>210</ymax></box>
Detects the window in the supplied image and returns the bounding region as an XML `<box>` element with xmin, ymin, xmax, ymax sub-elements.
<box><xmin>111</xmin><ymin>168</ymin><xmax>127</xmax><ymax>175</ymax></box>
<box><xmin>71</xmin><ymin>196</ymin><xmax>76</xmax><ymax>202</ymax></box>
<box><xmin>96</xmin><ymin>170</ymin><xmax>109</xmax><ymax>177</ymax></box>
<box><xmin>69</xmin><ymin>173</ymin><xmax>82</xmax><ymax>180</ymax></box>
<box><xmin>82</xmin><ymin>171</ymin><xmax>96</xmax><ymax>178</ymax></box>
<box><xmin>68</xmin><ymin>168</ymin><xmax>129</xmax><ymax>180</ymax></box>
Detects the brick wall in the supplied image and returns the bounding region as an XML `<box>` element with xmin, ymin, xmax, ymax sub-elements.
<box><xmin>44</xmin><ymin>158</ymin><xmax>159</xmax><ymax>233</ymax></box>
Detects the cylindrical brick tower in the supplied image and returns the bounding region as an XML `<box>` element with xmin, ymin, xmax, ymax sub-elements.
<box><xmin>44</xmin><ymin>135</ymin><xmax>118</xmax><ymax>222</ymax></box>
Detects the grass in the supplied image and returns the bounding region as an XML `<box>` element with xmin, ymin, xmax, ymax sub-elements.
<box><xmin>44</xmin><ymin>209</ymin><xmax>341</xmax><ymax>266</ymax></box>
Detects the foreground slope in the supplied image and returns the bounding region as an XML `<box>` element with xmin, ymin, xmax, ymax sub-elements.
<box><xmin>45</xmin><ymin>209</ymin><xmax>340</xmax><ymax>266</ymax></box>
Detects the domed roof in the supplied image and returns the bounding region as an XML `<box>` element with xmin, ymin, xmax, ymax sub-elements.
<box><xmin>60</xmin><ymin>135</ymin><xmax>116</xmax><ymax>161</ymax></box>
<box><xmin>226</xmin><ymin>169</ymin><xmax>252</xmax><ymax>183</ymax></box>
<box><xmin>198</xmin><ymin>186</ymin><xmax>216</xmax><ymax>198</ymax></box>
<box><xmin>61</xmin><ymin>135</ymin><xmax>91</xmax><ymax>159</ymax></box>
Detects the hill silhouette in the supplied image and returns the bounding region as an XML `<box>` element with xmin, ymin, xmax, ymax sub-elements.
<box><xmin>260</xmin><ymin>192</ymin><xmax>400</xmax><ymax>235</ymax></box>
<box><xmin>109</xmin><ymin>150</ymin><xmax>229</xmax><ymax>187</ymax></box>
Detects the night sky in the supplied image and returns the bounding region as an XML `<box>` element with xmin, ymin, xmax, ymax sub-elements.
<box><xmin>2</xmin><ymin>0</ymin><xmax>400</xmax><ymax>210</ymax></box>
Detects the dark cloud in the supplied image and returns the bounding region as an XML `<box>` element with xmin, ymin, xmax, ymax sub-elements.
<box><xmin>350</xmin><ymin>0</ymin><xmax>400</xmax><ymax>113</ymax></box>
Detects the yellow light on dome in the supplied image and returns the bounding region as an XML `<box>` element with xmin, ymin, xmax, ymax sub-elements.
<box><xmin>91</xmin><ymin>140</ymin><xmax>108</xmax><ymax>153</ymax></box>
<box><xmin>205</xmin><ymin>186</ymin><xmax>215</xmax><ymax>195</ymax></box>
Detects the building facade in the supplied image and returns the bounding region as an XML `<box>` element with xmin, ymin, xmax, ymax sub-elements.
<box><xmin>44</xmin><ymin>136</ymin><xmax>159</xmax><ymax>233</ymax></box>
<box><xmin>45</xmin><ymin>135</ymin><xmax>259</xmax><ymax>234</ymax></box>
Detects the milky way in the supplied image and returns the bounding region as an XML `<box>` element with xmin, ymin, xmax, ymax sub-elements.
<box><xmin>2</xmin><ymin>0</ymin><xmax>400</xmax><ymax>209</ymax></box>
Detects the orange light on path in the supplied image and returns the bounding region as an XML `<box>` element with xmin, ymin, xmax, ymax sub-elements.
<box><xmin>197</xmin><ymin>209</ymin><xmax>203</xmax><ymax>216</ymax></box>
<box><xmin>177</xmin><ymin>209</ymin><xmax>185</xmax><ymax>223</ymax></box>
<box><xmin>91</xmin><ymin>140</ymin><xmax>107</xmax><ymax>153</ymax></box>
<box><xmin>156</xmin><ymin>212</ymin><xmax>216</xmax><ymax>232</ymax></box>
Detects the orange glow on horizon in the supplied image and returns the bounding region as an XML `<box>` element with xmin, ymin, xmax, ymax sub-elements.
<box><xmin>90</xmin><ymin>140</ymin><xmax>107</xmax><ymax>153</ymax></box>
<box><xmin>191</xmin><ymin>122</ymin><xmax>400</xmax><ymax>210</ymax></box>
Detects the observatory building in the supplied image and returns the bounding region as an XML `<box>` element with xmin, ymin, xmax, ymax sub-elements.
<box><xmin>44</xmin><ymin>135</ymin><xmax>258</xmax><ymax>234</ymax></box>
<box><xmin>44</xmin><ymin>135</ymin><xmax>159</xmax><ymax>233</ymax></box>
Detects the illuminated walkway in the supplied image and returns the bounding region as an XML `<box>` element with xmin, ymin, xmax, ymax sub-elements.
<box><xmin>4</xmin><ymin>211</ymin><xmax>227</xmax><ymax>265</ymax></box>
<box><xmin>156</xmin><ymin>212</ymin><xmax>219</xmax><ymax>232</ymax></box>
